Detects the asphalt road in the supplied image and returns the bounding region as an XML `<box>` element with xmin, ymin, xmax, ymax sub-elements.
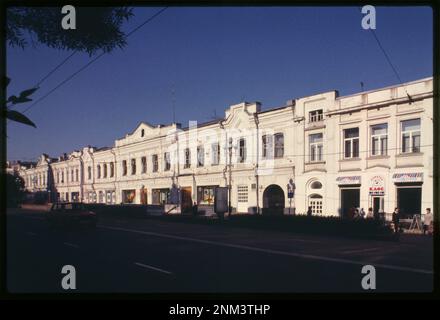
<box><xmin>6</xmin><ymin>208</ymin><xmax>433</xmax><ymax>293</ymax></box>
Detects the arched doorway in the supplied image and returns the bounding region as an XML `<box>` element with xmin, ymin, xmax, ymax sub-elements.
<box><xmin>263</xmin><ymin>184</ymin><xmax>285</xmax><ymax>215</ymax></box>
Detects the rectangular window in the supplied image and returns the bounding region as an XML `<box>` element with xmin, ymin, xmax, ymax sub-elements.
<box><xmin>103</xmin><ymin>164</ymin><xmax>107</xmax><ymax>178</ymax></box>
<box><xmin>237</xmin><ymin>185</ymin><xmax>249</xmax><ymax>203</ymax></box>
<box><xmin>131</xmin><ymin>158</ymin><xmax>136</xmax><ymax>175</ymax></box>
<box><xmin>309</xmin><ymin>133</ymin><xmax>323</xmax><ymax>162</ymax></box>
<box><xmin>152</xmin><ymin>155</ymin><xmax>158</xmax><ymax>172</ymax></box>
<box><xmin>371</xmin><ymin>124</ymin><xmax>388</xmax><ymax>156</ymax></box>
<box><xmin>97</xmin><ymin>165</ymin><xmax>101</xmax><ymax>179</ymax></box>
<box><xmin>262</xmin><ymin>134</ymin><xmax>273</xmax><ymax>159</ymax></box>
<box><xmin>238</xmin><ymin>138</ymin><xmax>246</xmax><ymax>163</ymax></box>
<box><xmin>184</xmin><ymin>148</ymin><xmax>191</xmax><ymax>168</ymax></box>
<box><xmin>75</xmin><ymin>169</ymin><xmax>79</xmax><ymax>182</ymax></box>
<box><xmin>309</xmin><ymin>109</ymin><xmax>323</xmax><ymax>123</ymax></box>
<box><xmin>164</xmin><ymin>152</ymin><xmax>171</xmax><ymax>171</ymax></box>
<box><xmin>274</xmin><ymin>133</ymin><xmax>284</xmax><ymax>158</ymax></box>
<box><xmin>401</xmin><ymin>119</ymin><xmax>421</xmax><ymax>153</ymax></box>
<box><xmin>87</xmin><ymin>166</ymin><xmax>92</xmax><ymax>180</ymax></box>
<box><xmin>344</xmin><ymin>128</ymin><xmax>359</xmax><ymax>159</ymax></box>
<box><xmin>211</xmin><ymin>143</ymin><xmax>220</xmax><ymax>165</ymax></box>
<box><xmin>141</xmin><ymin>156</ymin><xmax>147</xmax><ymax>173</ymax></box>
<box><xmin>122</xmin><ymin>160</ymin><xmax>127</xmax><ymax>176</ymax></box>
<box><xmin>197</xmin><ymin>146</ymin><xmax>204</xmax><ymax>167</ymax></box>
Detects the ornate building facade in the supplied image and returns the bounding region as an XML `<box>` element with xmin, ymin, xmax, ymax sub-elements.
<box><xmin>17</xmin><ymin>77</ymin><xmax>433</xmax><ymax>218</ymax></box>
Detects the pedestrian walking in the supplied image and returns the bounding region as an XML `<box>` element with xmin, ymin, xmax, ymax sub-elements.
<box><xmin>392</xmin><ymin>207</ymin><xmax>400</xmax><ymax>234</ymax></box>
<box><xmin>307</xmin><ymin>206</ymin><xmax>312</xmax><ymax>217</ymax></box>
<box><xmin>423</xmin><ymin>208</ymin><xmax>433</xmax><ymax>235</ymax></box>
<box><xmin>367</xmin><ymin>207</ymin><xmax>374</xmax><ymax>219</ymax></box>
<box><xmin>360</xmin><ymin>208</ymin><xmax>366</xmax><ymax>219</ymax></box>
<box><xmin>192</xmin><ymin>201</ymin><xmax>198</xmax><ymax>216</ymax></box>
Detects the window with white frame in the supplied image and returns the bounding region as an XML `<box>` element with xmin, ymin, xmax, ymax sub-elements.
<box><xmin>371</xmin><ymin>123</ymin><xmax>388</xmax><ymax>156</ymax></box>
<box><xmin>141</xmin><ymin>156</ymin><xmax>147</xmax><ymax>173</ymax></box>
<box><xmin>164</xmin><ymin>152</ymin><xmax>171</xmax><ymax>171</ymax></box>
<box><xmin>309</xmin><ymin>194</ymin><xmax>323</xmax><ymax>215</ymax></box>
<box><xmin>309</xmin><ymin>109</ymin><xmax>323</xmax><ymax>123</ymax></box>
<box><xmin>103</xmin><ymin>164</ymin><xmax>107</xmax><ymax>178</ymax></box>
<box><xmin>344</xmin><ymin>128</ymin><xmax>359</xmax><ymax>159</ymax></box>
<box><xmin>237</xmin><ymin>185</ymin><xmax>249</xmax><ymax>203</ymax></box>
<box><xmin>262</xmin><ymin>134</ymin><xmax>273</xmax><ymax>159</ymax></box>
<box><xmin>87</xmin><ymin>166</ymin><xmax>92</xmax><ymax>180</ymax></box>
<box><xmin>184</xmin><ymin>148</ymin><xmax>191</xmax><ymax>168</ymax></box>
<box><xmin>274</xmin><ymin>133</ymin><xmax>284</xmax><ymax>158</ymax></box>
<box><xmin>238</xmin><ymin>138</ymin><xmax>246</xmax><ymax>163</ymax></box>
<box><xmin>110</xmin><ymin>162</ymin><xmax>114</xmax><ymax>177</ymax></box>
<box><xmin>152</xmin><ymin>155</ymin><xmax>158</xmax><ymax>172</ymax></box>
<box><xmin>131</xmin><ymin>158</ymin><xmax>136</xmax><ymax>175</ymax></box>
<box><xmin>97</xmin><ymin>165</ymin><xmax>101</xmax><ymax>179</ymax></box>
<box><xmin>401</xmin><ymin>119</ymin><xmax>421</xmax><ymax>153</ymax></box>
<box><xmin>122</xmin><ymin>160</ymin><xmax>127</xmax><ymax>176</ymax></box>
<box><xmin>197</xmin><ymin>146</ymin><xmax>204</xmax><ymax>167</ymax></box>
<box><xmin>309</xmin><ymin>133</ymin><xmax>323</xmax><ymax>162</ymax></box>
<box><xmin>211</xmin><ymin>143</ymin><xmax>220</xmax><ymax>165</ymax></box>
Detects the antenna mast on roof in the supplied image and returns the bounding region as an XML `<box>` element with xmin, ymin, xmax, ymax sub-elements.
<box><xmin>171</xmin><ymin>82</ymin><xmax>176</xmax><ymax>124</ymax></box>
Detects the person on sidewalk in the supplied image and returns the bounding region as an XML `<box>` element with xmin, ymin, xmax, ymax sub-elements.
<box><xmin>307</xmin><ymin>206</ymin><xmax>312</xmax><ymax>217</ymax></box>
<box><xmin>192</xmin><ymin>201</ymin><xmax>198</xmax><ymax>216</ymax></box>
<box><xmin>392</xmin><ymin>207</ymin><xmax>401</xmax><ymax>234</ymax></box>
<box><xmin>423</xmin><ymin>208</ymin><xmax>433</xmax><ymax>235</ymax></box>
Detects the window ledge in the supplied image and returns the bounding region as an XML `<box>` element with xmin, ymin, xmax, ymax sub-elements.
<box><xmin>396</xmin><ymin>152</ymin><xmax>424</xmax><ymax>158</ymax></box>
<box><xmin>366</xmin><ymin>155</ymin><xmax>390</xmax><ymax>160</ymax></box>
<box><xmin>305</xmin><ymin>161</ymin><xmax>326</xmax><ymax>165</ymax></box>
<box><xmin>339</xmin><ymin>157</ymin><xmax>361</xmax><ymax>162</ymax></box>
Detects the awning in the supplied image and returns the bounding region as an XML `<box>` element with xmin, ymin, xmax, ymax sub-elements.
<box><xmin>392</xmin><ymin>172</ymin><xmax>423</xmax><ymax>183</ymax></box>
<box><xmin>336</xmin><ymin>176</ymin><xmax>361</xmax><ymax>185</ymax></box>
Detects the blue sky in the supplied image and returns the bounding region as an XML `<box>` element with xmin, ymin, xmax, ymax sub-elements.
<box><xmin>7</xmin><ymin>6</ymin><xmax>433</xmax><ymax>161</ymax></box>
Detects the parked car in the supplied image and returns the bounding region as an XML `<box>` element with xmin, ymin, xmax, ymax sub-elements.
<box><xmin>47</xmin><ymin>202</ymin><xmax>97</xmax><ymax>229</ymax></box>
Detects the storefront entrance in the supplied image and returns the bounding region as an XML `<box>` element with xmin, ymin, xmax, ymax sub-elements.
<box><xmin>181</xmin><ymin>187</ymin><xmax>192</xmax><ymax>213</ymax></box>
<box><xmin>340</xmin><ymin>188</ymin><xmax>360</xmax><ymax>218</ymax></box>
<box><xmin>397</xmin><ymin>185</ymin><xmax>422</xmax><ymax>218</ymax></box>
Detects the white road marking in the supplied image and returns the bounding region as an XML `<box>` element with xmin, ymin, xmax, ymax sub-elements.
<box><xmin>26</xmin><ymin>232</ymin><xmax>37</xmax><ymax>236</ymax></box>
<box><xmin>341</xmin><ymin>247</ymin><xmax>381</xmax><ymax>254</ymax></box>
<box><xmin>63</xmin><ymin>242</ymin><xmax>80</xmax><ymax>249</ymax></box>
<box><xmin>134</xmin><ymin>262</ymin><xmax>173</xmax><ymax>275</ymax></box>
<box><xmin>100</xmin><ymin>225</ymin><xmax>433</xmax><ymax>275</ymax></box>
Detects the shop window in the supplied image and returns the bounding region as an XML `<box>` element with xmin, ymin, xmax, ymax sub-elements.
<box><xmin>197</xmin><ymin>186</ymin><xmax>216</xmax><ymax>205</ymax></box>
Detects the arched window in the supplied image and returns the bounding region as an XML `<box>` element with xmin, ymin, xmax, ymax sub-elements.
<box><xmin>97</xmin><ymin>165</ymin><xmax>101</xmax><ymax>179</ymax></box>
<box><xmin>110</xmin><ymin>162</ymin><xmax>114</xmax><ymax>177</ymax></box>
<box><xmin>311</xmin><ymin>181</ymin><xmax>323</xmax><ymax>189</ymax></box>
<box><xmin>103</xmin><ymin>163</ymin><xmax>108</xmax><ymax>178</ymax></box>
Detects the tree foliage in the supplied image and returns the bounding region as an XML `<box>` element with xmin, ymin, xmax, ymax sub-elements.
<box><xmin>3</xmin><ymin>77</ymin><xmax>37</xmax><ymax>128</ymax></box>
<box><xmin>7</xmin><ymin>7</ymin><xmax>133</xmax><ymax>55</ymax></box>
<box><xmin>4</xmin><ymin>173</ymin><xmax>26</xmax><ymax>207</ymax></box>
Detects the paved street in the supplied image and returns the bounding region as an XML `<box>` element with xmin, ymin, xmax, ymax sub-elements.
<box><xmin>6</xmin><ymin>208</ymin><xmax>433</xmax><ymax>293</ymax></box>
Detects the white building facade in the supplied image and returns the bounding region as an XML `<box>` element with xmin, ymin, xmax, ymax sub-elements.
<box><xmin>18</xmin><ymin>77</ymin><xmax>433</xmax><ymax>219</ymax></box>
